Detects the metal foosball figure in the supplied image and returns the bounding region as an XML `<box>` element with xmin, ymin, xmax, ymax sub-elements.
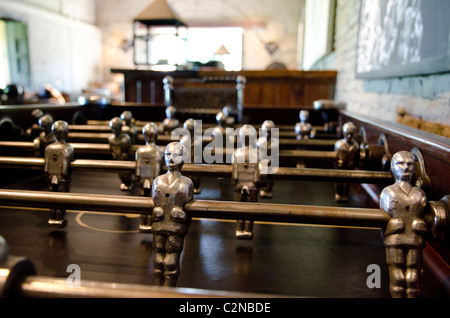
<box><xmin>162</xmin><ymin>106</ymin><xmax>180</xmax><ymax>136</ymax></box>
<box><xmin>232</xmin><ymin>125</ymin><xmax>260</xmax><ymax>240</ymax></box>
<box><xmin>135</xmin><ymin>123</ymin><xmax>165</xmax><ymax>233</ymax></box>
<box><xmin>151</xmin><ymin>142</ymin><xmax>194</xmax><ymax>287</ymax></box>
<box><xmin>26</xmin><ymin>109</ymin><xmax>44</xmax><ymax>140</ymax></box>
<box><xmin>380</xmin><ymin>151</ymin><xmax>428</xmax><ymax>298</ymax></box>
<box><xmin>213</xmin><ymin>111</ymin><xmax>226</xmax><ymax>137</ymax></box>
<box><xmin>120</xmin><ymin>111</ymin><xmax>138</xmax><ymax>144</ymax></box>
<box><xmin>294</xmin><ymin>110</ymin><xmax>314</xmax><ymax>140</ymax></box>
<box><xmin>257</xmin><ymin>120</ymin><xmax>277</xmax><ymax>198</ymax></box>
<box><xmin>44</xmin><ymin>121</ymin><xmax>74</xmax><ymax>227</ymax></box>
<box><xmin>334</xmin><ymin>122</ymin><xmax>359</xmax><ymax>203</ymax></box>
<box><xmin>33</xmin><ymin>114</ymin><xmax>56</xmax><ymax>157</ymax></box>
<box><xmin>294</xmin><ymin>110</ymin><xmax>315</xmax><ymax>168</ymax></box>
<box><xmin>180</xmin><ymin>118</ymin><xmax>201</xmax><ymax>194</ymax></box>
<box><xmin>108</xmin><ymin>117</ymin><xmax>134</xmax><ymax>191</ymax></box>
<box><xmin>222</xmin><ymin>105</ymin><xmax>236</xmax><ymax>127</ymax></box>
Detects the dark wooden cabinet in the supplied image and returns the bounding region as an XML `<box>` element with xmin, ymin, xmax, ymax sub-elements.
<box><xmin>111</xmin><ymin>69</ymin><xmax>337</xmax><ymax>108</ymax></box>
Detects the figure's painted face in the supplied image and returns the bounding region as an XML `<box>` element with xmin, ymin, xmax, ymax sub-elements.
<box><xmin>391</xmin><ymin>151</ymin><xmax>415</xmax><ymax>182</ymax></box>
<box><xmin>165</xmin><ymin>142</ymin><xmax>184</xmax><ymax>170</ymax></box>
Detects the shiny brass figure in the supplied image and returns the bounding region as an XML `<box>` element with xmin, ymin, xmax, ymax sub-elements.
<box><xmin>26</xmin><ymin>109</ymin><xmax>44</xmax><ymax>140</ymax></box>
<box><xmin>108</xmin><ymin>117</ymin><xmax>134</xmax><ymax>190</ymax></box>
<box><xmin>380</xmin><ymin>151</ymin><xmax>428</xmax><ymax>298</ymax></box>
<box><xmin>151</xmin><ymin>142</ymin><xmax>194</xmax><ymax>287</ymax></box>
<box><xmin>135</xmin><ymin>123</ymin><xmax>165</xmax><ymax>233</ymax></box>
<box><xmin>257</xmin><ymin>120</ymin><xmax>277</xmax><ymax>198</ymax></box>
<box><xmin>222</xmin><ymin>105</ymin><xmax>235</xmax><ymax>127</ymax></box>
<box><xmin>334</xmin><ymin>122</ymin><xmax>359</xmax><ymax>202</ymax></box>
<box><xmin>181</xmin><ymin>119</ymin><xmax>201</xmax><ymax>194</ymax></box>
<box><xmin>294</xmin><ymin>110</ymin><xmax>315</xmax><ymax>140</ymax></box>
<box><xmin>162</xmin><ymin>106</ymin><xmax>180</xmax><ymax>135</ymax></box>
<box><xmin>120</xmin><ymin>111</ymin><xmax>139</xmax><ymax>144</ymax></box>
<box><xmin>33</xmin><ymin>114</ymin><xmax>56</xmax><ymax>157</ymax></box>
<box><xmin>232</xmin><ymin>125</ymin><xmax>260</xmax><ymax>240</ymax></box>
<box><xmin>44</xmin><ymin>120</ymin><xmax>74</xmax><ymax>227</ymax></box>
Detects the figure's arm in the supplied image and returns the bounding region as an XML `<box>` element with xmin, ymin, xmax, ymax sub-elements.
<box><xmin>43</xmin><ymin>148</ymin><xmax>49</xmax><ymax>174</ymax></box>
<box><xmin>380</xmin><ymin>188</ymin><xmax>404</xmax><ymax>235</ymax></box>
<box><xmin>135</xmin><ymin>153</ymin><xmax>141</xmax><ymax>178</ymax></box>
<box><xmin>170</xmin><ymin>179</ymin><xmax>194</xmax><ymax>223</ymax></box>
<box><xmin>412</xmin><ymin>192</ymin><xmax>428</xmax><ymax>235</ymax></box>
<box><xmin>33</xmin><ymin>137</ymin><xmax>41</xmax><ymax>157</ymax></box>
<box><xmin>151</xmin><ymin>179</ymin><xmax>164</xmax><ymax>220</ymax></box>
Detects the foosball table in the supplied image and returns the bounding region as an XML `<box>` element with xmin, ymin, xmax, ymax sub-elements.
<box><xmin>0</xmin><ymin>101</ymin><xmax>448</xmax><ymax>299</ymax></box>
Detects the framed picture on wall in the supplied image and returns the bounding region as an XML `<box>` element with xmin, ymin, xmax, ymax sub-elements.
<box><xmin>355</xmin><ymin>0</ymin><xmax>450</xmax><ymax>79</ymax></box>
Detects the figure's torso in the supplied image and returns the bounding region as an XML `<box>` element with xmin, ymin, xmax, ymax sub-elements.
<box><xmin>151</xmin><ymin>173</ymin><xmax>193</xmax><ymax>235</ymax></box>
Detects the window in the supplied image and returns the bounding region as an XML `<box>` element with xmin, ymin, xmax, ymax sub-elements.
<box><xmin>0</xmin><ymin>19</ymin><xmax>31</xmax><ymax>88</ymax></box>
<box><xmin>186</xmin><ymin>27</ymin><xmax>243</xmax><ymax>71</ymax></box>
<box><xmin>135</xmin><ymin>26</ymin><xmax>243</xmax><ymax>71</ymax></box>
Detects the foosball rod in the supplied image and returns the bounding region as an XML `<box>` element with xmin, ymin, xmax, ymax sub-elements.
<box><xmin>0</xmin><ymin>157</ymin><xmax>393</xmax><ymax>183</ymax></box>
<box><xmin>17</xmin><ymin>275</ymin><xmax>268</xmax><ymax>298</ymax></box>
<box><xmin>83</xmin><ymin>120</ymin><xmax>328</xmax><ymax>133</ymax></box>
<box><xmin>0</xmin><ymin>142</ymin><xmax>338</xmax><ymax>160</ymax></box>
<box><xmin>69</xmin><ymin>124</ymin><xmax>327</xmax><ymax>139</ymax></box>
<box><xmin>65</xmin><ymin>132</ymin><xmax>336</xmax><ymax>148</ymax></box>
<box><xmin>0</xmin><ymin>189</ymin><xmax>389</xmax><ymax>228</ymax></box>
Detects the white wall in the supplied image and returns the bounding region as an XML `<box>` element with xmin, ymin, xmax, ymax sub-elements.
<box><xmin>0</xmin><ymin>0</ymin><xmax>102</xmax><ymax>93</ymax></box>
<box><xmin>312</xmin><ymin>0</ymin><xmax>450</xmax><ymax>128</ymax></box>
<box><xmin>96</xmin><ymin>0</ymin><xmax>304</xmax><ymax>82</ymax></box>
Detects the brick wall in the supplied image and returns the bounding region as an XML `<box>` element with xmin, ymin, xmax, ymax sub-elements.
<box><xmin>321</xmin><ymin>0</ymin><xmax>450</xmax><ymax>130</ymax></box>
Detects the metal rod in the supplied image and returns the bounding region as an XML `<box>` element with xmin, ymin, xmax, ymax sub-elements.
<box><xmin>273</xmin><ymin>167</ymin><xmax>393</xmax><ymax>183</ymax></box>
<box><xmin>18</xmin><ymin>276</ymin><xmax>269</xmax><ymax>298</ymax></box>
<box><xmin>0</xmin><ymin>157</ymin><xmax>392</xmax><ymax>183</ymax></box>
<box><xmin>186</xmin><ymin>200</ymin><xmax>389</xmax><ymax>228</ymax></box>
<box><xmin>66</xmin><ymin>132</ymin><xmax>335</xmax><ymax>148</ymax></box>
<box><xmin>0</xmin><ymin>142</ymin><xmax>336</xmax><ymax>160</ymax></box>
<box><xmin>69</xmin><ymin>125</ymin><xmax>335</xmax><ymax>140</ymax></box>
<box><xmin>0</xmin><ymin>189</ymin><xmax>389</xmax><ymax>228</ymax></box>
<box><xmin>84</xmin><ymin>120</ymin><xmax>327</xmax><ymax>132</ymax></box>
<box><xmin>0</xmin><ymin>189</ymin><xmax>153</xmax><ymax>214</ymax></box>
<box><xmin>278</xmin><ymin>150</ymin><xmax>337</xmax><ymax>160</ymax></box>
<box><xmin>0</xmin><ymin>156</ymin><xmax>383</xmax><ymax>181</ymax></box>
<box><xmin>71</xmin><ymin>159</ymin><xmax>136</xmax><ymax>172</ymax></box>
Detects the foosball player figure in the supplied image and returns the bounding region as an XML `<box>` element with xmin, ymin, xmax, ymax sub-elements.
<box><xmin>135</xmin><ymin>122</ymin><xmax>165</xmax><ymax>233</ymax></box>
<box><xmin>294</xmin><ymin>110</ymin><xmax>315</xmax><ymax>168</ymax></box>
<box><xmin>232</xmin><ymin>125</ymin><xmax>260</xmax><ymax>240</ymax></box>
<box><xmin>120</xmin><ymin>110</ymin><xmax>139</xmax><ymax>144</ymax></box>
<box><xmin>222</xmin><ymin>104</ymin><xmax>236</xmax><ymax>127</ymax></box>
<box><xmin>108</xmin><ymin>117</ymin><xmax>134</xmax><ymax>191</ymax></box>
<box><xmin>44</xmin><ymin>120</ymin><xmax>74</xmax><ymax>227</ymax></box>
<box><xmin>162</xmin><ymin>105</ymin><xmax>180</xmax><ymax>136</ymax></box>
<box><xmin>257</xmin><ymin>120</ymin><xmax>277</xmax><ymax>198</ymax></box>
<box><xmin>151</xmin><ymin>142</ymin><xmax>194</xmax><ymax>287</ymax></box>
<box><xmin>180</xmin><ymin>118</ymin><xmax>201</xmax><ymax>194</ymax></box>
<box><xmin>380</xmin><ymin>150</ymin><xmax>428</xmax><ymax>298</ymax></box>
<box><xmin>294</xmin><ymin>110</ymin><xmax>315</xmax><ymax>140</ymax></box>
<box><xmin>33</xmin><ymin>114</ymin><xmax>56</xmax><ymax>157</ymax></box>
<box><xmin>26</xmin><ymin>108</ymin><xmax>44</xmax><ymax>139</ymax></box>
<box><xmin>334</xmin><ymin>121</ymin><xmax>359</xmax><ymax>203</ymax></box>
